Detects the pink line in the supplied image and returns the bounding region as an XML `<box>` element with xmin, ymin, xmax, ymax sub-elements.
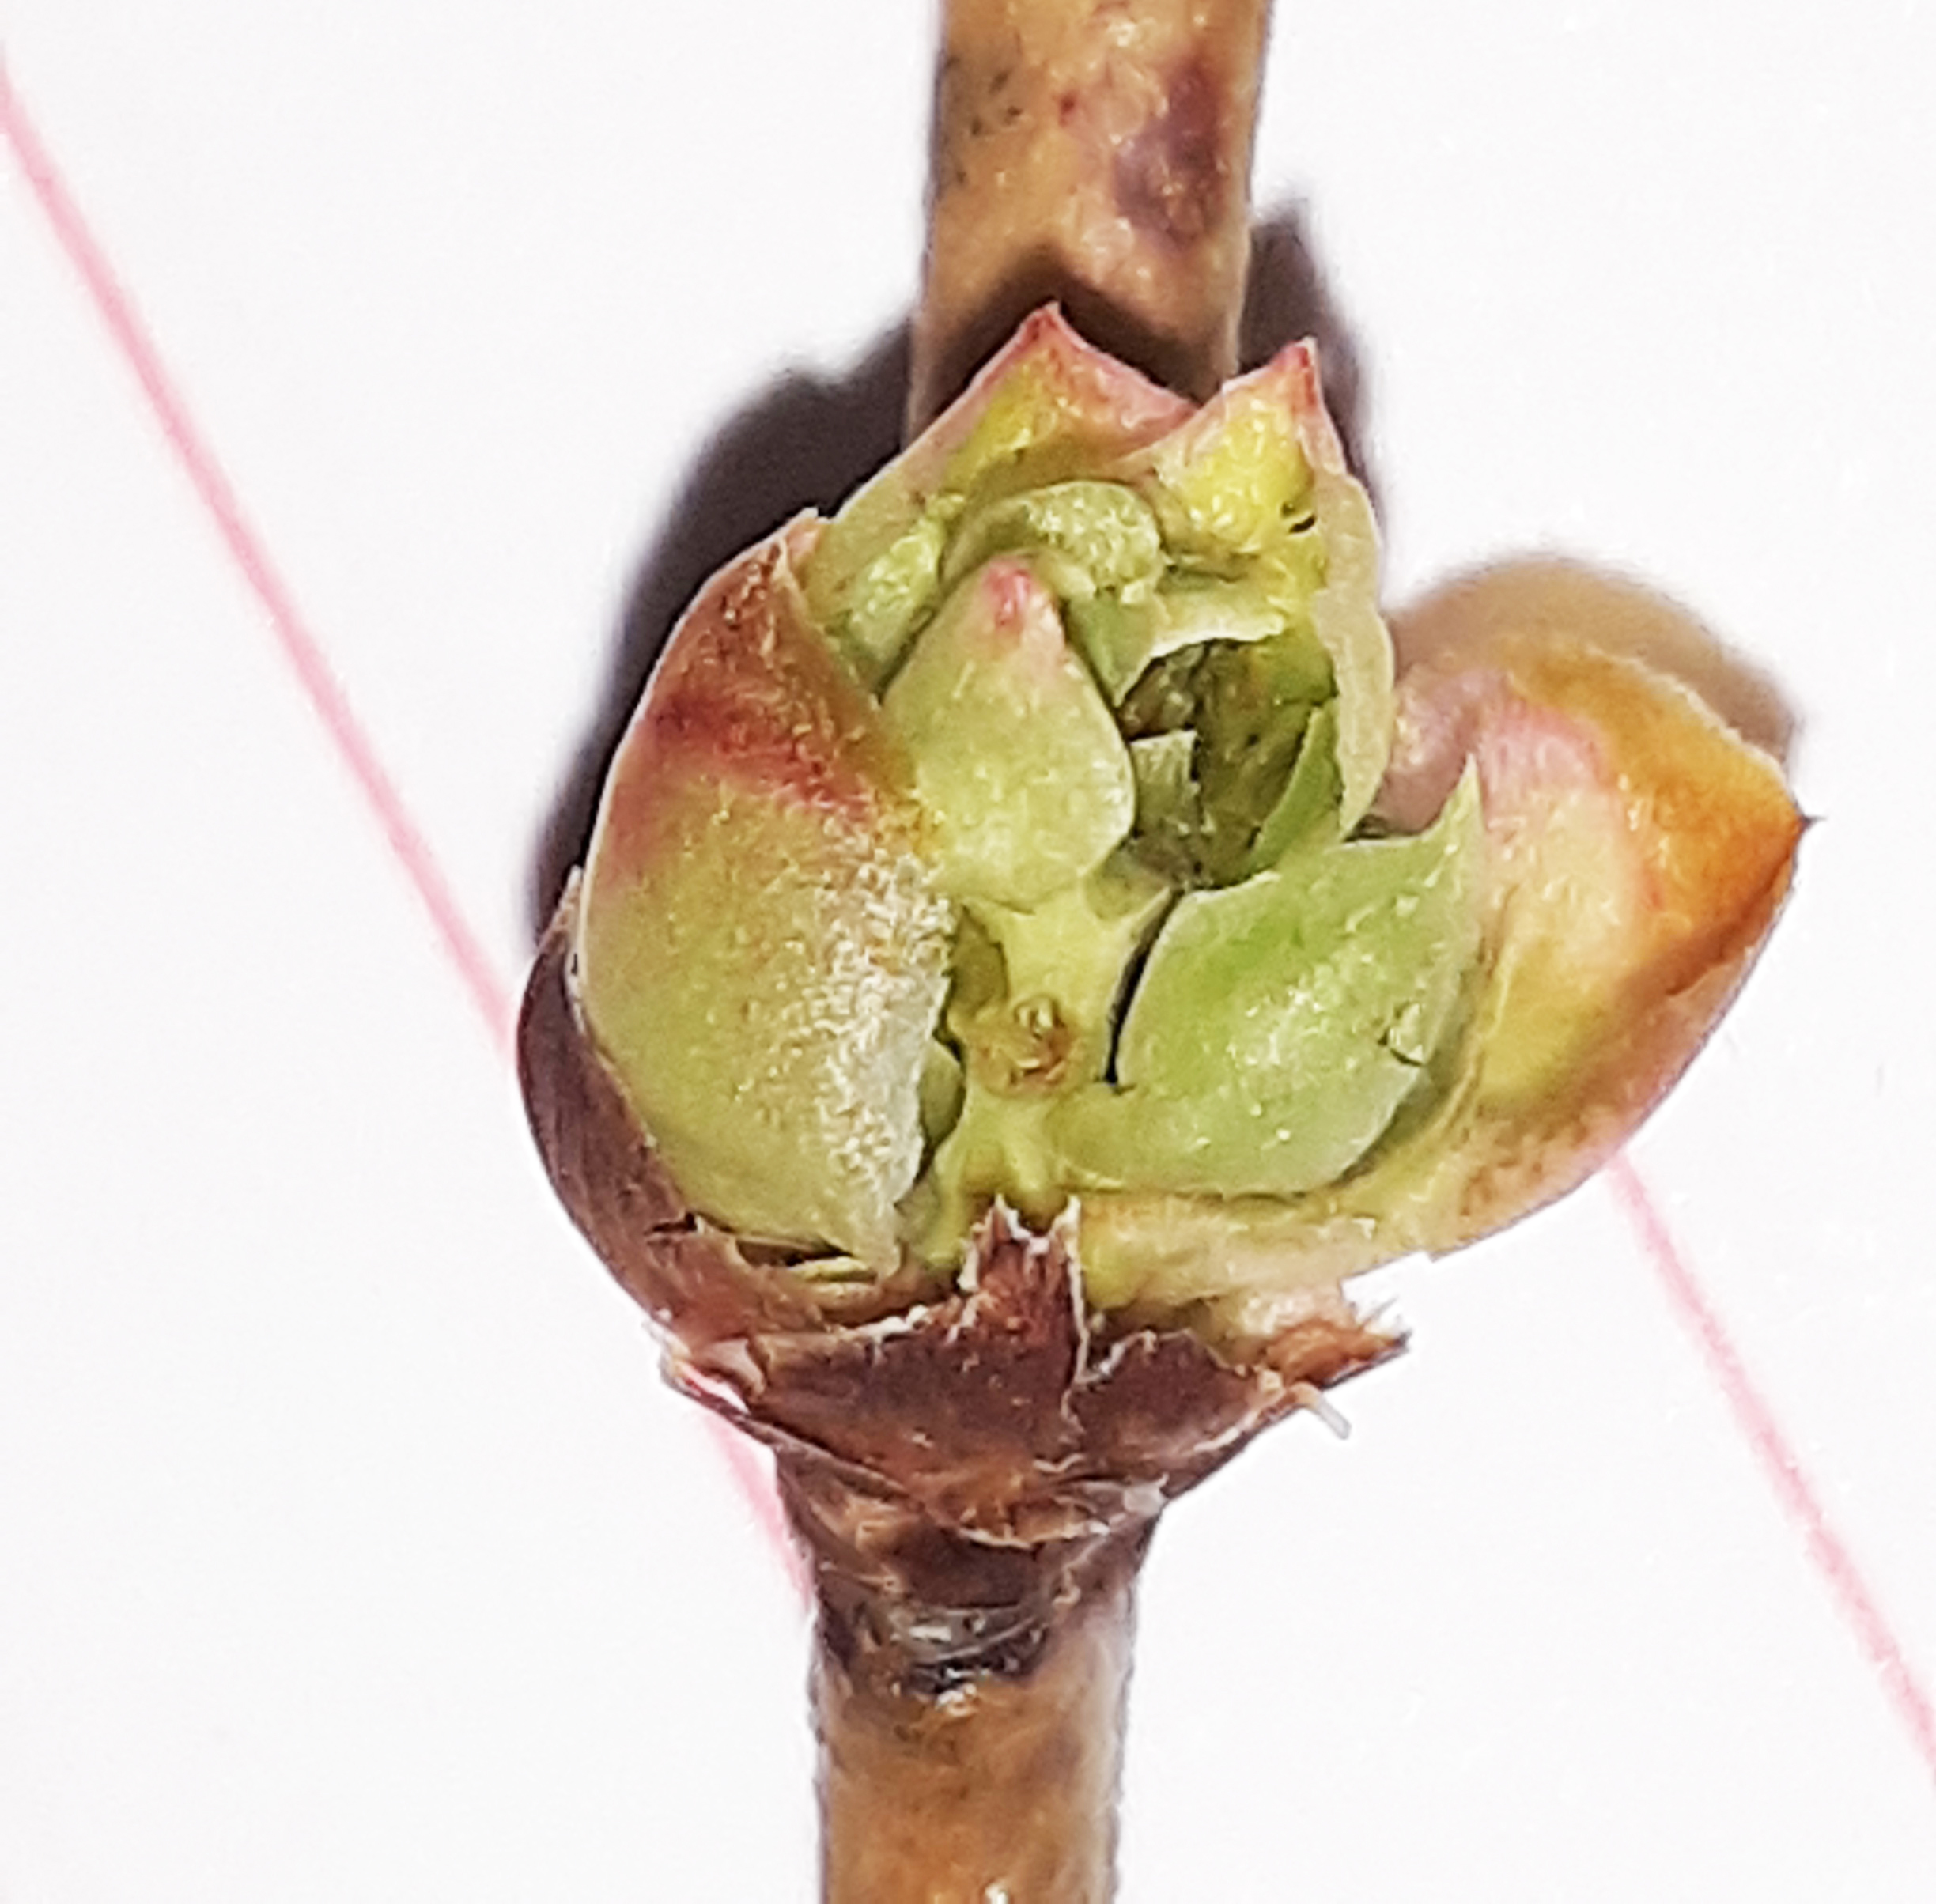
<box><xmin>0</xmin><ymin>60</ymin><xmax>513</xmax><ymax>1052</ymax></box>
<box><xmin>713</xmin><ymin>1430</ymin><xmax>811</xmax><ymax>1599</ymax></box>
<box><xmin>1609</xmin><ymin>1152</ymin><xmax>1936</xmax><ymax>1789</ymax></box>
<box><xmin>0</xmin><ymin>62</ymin><xmax>801</xmax><ymax>1582</ymax></box>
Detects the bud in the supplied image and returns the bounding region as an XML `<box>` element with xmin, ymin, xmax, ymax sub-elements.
<box><xmin>533</xmin><ymin>309</ymin><xmax>1799</xmax><ymax>1371</ymax></box>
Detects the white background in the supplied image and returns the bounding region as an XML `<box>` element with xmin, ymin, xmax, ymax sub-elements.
<box><xmin>3</xmin><ymin>2</ymin><xmax>1933</xmax><ymax>1897</ymax></box>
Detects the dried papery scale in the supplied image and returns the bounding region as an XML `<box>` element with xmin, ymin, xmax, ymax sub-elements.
<box><xmin>519</xmin><ymin>4</ymin><xmax>1804</xmax><ymax>1898</ymax></box>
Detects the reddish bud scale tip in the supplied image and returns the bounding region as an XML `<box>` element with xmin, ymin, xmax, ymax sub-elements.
<box><xmin>976</xmin><ymin>560</ymin><xmax>1064</xmax><ymax>665</ymax></box>
<box><xmin>587</xmin><ymin>531</ymin><xmax>913</xmax><ymax>883</ymax></box>
<box><xmin>1002</xmin><ymin>308</ymin><xmax>1195</xmax><ymax>438</ymax></box>
<box><xmin>922</xmin><ymin>307</ymin><xmax>1195</xmax><ymax>484</ymax></box>
<box><xmin>982</xmin><ymin>558</ymin><xmax>1038</xmax><ymax>631</ymax></box>
<box><xmin>1240</xmin><ymin>339</ymin><xmax>1344</xmax><ymax>471</ymax></box>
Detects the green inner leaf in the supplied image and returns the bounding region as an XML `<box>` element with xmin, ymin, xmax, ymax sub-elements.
<box><xmin>642</xmin><ymin>343</ymin><xmax>1484</xmax><ymax>1293</ymax></box>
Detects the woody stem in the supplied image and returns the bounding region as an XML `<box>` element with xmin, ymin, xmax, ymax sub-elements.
<box><xmin>784</xmin><ymin>1459</ymin><xmax>1151</xmax><ymax>1904</ymax></box>
<box><xmin>909</xmin><ymin>0</ymin><xmax>1274</xmax><ymax>431</ymax></box>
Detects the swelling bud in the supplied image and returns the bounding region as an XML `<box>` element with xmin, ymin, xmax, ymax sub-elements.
<box><xmin>546</xmin><ymin>308</ymin><xmax>1802</xmax><ymax>1357</ymax></box>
